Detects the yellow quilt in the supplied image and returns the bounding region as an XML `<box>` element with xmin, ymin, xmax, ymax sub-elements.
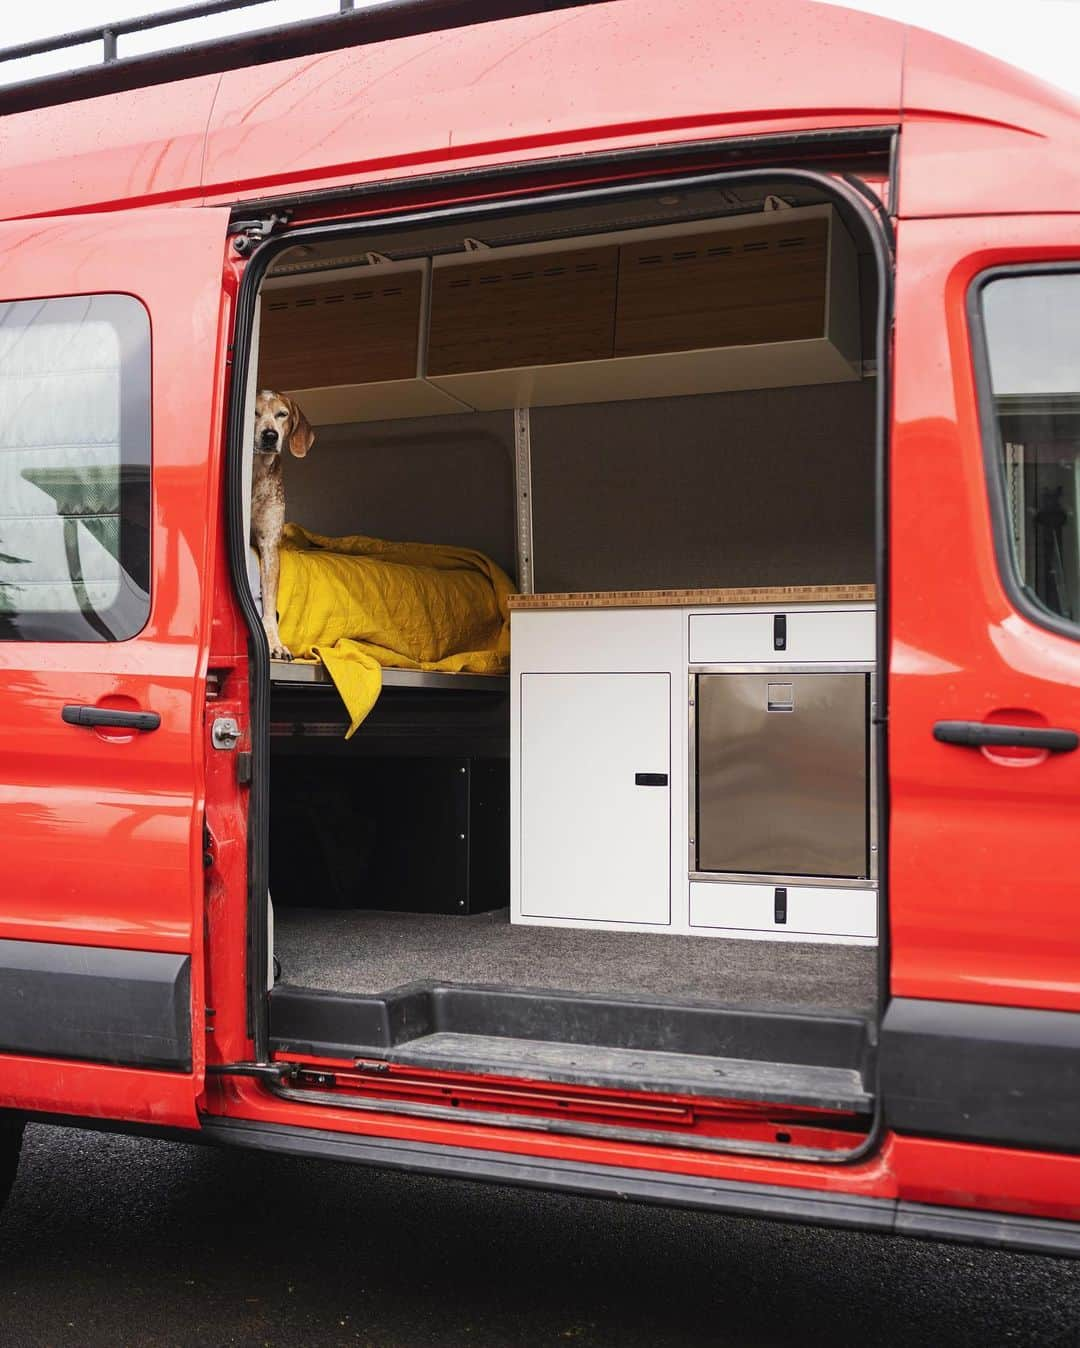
<box><xmin>276</xmin><ymin>524</ymin><xmax>513</xmax><ymax>737</ymax></box>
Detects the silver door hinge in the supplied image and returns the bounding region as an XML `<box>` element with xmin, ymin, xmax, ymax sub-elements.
<box><xmin>229</xmin><ymin>213</ymin><xmax>290</xmax><ymax>255</ymax></box>
<box><xmin>211</xmin><ymin>716</ymin><xmax>241</xmax><ymax>750</ymax></box>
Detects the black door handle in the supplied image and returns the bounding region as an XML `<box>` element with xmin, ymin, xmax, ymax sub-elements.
<box><xmin>933</xmin><ymin>720</ymin><xmax>1078</xmax><ymax>753</ymax></box>
<box><xmin>634</xmin><ymin>772</ymin><xmax>669</xmax><ymax>786</ymax></box>
<box><xmin>62</xmin><ymin>705</ymin><xmax>161</xmax><ymax>732</ymax></box>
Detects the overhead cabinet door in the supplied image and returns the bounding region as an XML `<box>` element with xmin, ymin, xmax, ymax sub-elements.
<box><xmin>520</xmin><ymin>672</ymin><xmax>670</xmax><ymax>925</ymax></box>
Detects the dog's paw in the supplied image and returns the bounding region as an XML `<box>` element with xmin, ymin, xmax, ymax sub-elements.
<box><xmin>264</xmin><ymin>625</ymin><xmax>293</xmax><ymax>661</ymax></box>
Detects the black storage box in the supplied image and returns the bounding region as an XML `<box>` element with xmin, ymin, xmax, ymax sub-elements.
<box><xmin>270</xmin><ymin>755</ymin><xmax>508</xmax><ymax>915</ymax></box>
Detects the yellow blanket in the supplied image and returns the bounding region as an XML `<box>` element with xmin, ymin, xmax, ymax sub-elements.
<box><xmin>277</xmin><ymin>524</ymin><xmax>513</xmax><ymax>737</ymax></box>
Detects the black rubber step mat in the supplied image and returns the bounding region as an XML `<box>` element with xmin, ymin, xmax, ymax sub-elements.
<box><xmin>386</xmin><ymin>1030</ymin><xmax>871</xmax><ymax>1112</ymax></box>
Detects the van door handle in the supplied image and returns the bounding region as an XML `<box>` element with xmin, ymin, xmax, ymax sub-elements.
<box><xmin>62</xmin><ymin>705</ymin><xmax>161</xmax><ymax>732</ymax></box>
<box><xmin>933</xmin><ymin>720</ymin><xmax>1078</xmax><ymax>753</ymax></box>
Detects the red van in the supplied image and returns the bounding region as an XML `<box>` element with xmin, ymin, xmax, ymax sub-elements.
<box><xmin>0</xmin><ymin>0</ymin><xmax>1077</xmax><ymax>1258</ymax></box>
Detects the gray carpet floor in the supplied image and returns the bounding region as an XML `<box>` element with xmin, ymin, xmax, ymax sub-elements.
<box><xmin>273</xmin><ymin>907</ymin><xmax>877</xmax><ymax>1013</ymax></box>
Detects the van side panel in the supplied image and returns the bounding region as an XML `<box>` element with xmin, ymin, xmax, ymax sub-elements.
<box><xmin>199</xmin><ymin>2</ymin><xmax>902</xmax><ymax>210</ymax></box>
<box><xmin>889</xmin><ymin>213</ymin><xmax>1080</xmax><ymax>1017</ymax></box>
<box><xmin>0</xmin><ymin>208</ymin><xmax>231</xmax><ymax>1127</ymax></box>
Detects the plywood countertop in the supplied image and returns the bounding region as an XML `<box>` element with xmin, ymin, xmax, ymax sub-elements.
<box><xmin>508</xmin><ymin>584</ymin><xmax>875</xmax><ymax>611</ymax></box>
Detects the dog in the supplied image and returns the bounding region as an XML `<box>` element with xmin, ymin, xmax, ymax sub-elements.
<box><xmin>251</xmin><ymin>389</ymin><xmax>314</xmax><ymax>660</ymax></box>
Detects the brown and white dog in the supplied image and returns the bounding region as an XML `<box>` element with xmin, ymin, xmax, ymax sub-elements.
<box><xmin>251</xmin><ymin>389</ymin><xmax>314</xmax><ymax>660</ymax></box>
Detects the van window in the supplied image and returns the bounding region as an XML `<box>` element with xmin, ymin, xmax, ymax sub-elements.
<box><xmin>978</xmin><ymin>271</ymin><xmax>1080</xmax><ymax>633</ymax></box>
<box><xmin>0</xmin><ymin>294</ymin><xmax>150</xmax><ymax>641</ymax></box>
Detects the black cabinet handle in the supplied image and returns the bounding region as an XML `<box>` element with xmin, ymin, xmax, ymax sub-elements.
<box><xmin>62</xmin><ymin>705</ymin><xmax>161</xmax><ymax>732</ymax></box>
<box><xmin>933</xmin><ymin>720</ymin><xmax>1078</xmax><ymax>753</ymax></box>
<box><xmin>634</xmin><ymin>772</ymin><xmax>669</xmax><ymax>786</ymax></box>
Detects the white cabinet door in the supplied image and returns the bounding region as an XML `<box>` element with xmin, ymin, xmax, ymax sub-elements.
<box><xmin>520</xmin><ymin>672</ymin><xmax>670</xmax><ymax>925</ymax></box>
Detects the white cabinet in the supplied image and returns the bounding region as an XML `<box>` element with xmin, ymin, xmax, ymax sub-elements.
<box><xmin>688</xmin><ymin>608</ymin><xmax>875</xmax><ymax>664</ymax></box>
<box><xmin>510</xmin><ymin>596</ymin><xmax>876</xmax><ymax>941</ymax></box>
<box><xmin>689</xmin><ymin>881</ymin><xmax>877</xmax><ymax>945</ymax></box>
<box><xmin>519</xmin><ymin>673</ymin><xmax>671</xmax><ymax>926</ymax></box>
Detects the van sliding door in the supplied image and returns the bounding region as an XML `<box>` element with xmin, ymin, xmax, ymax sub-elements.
<box><xmin>884</xmin><ymin>214</ymin><xmax>1080</xmax><ymax>1159</ymax></box>
<box><xmin>0</xmin><ymin>208</ymin><xmax>231</xmax><ymax>1128</ymax></box>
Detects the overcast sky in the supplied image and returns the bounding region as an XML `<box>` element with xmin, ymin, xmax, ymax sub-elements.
<box><xmin>0</xmin><ymin>0</ymin><xmax>1078</xmax><ymax>97</ymax></box>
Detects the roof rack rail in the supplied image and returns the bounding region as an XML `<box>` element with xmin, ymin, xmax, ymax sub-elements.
<box><xmin>0</xmin><ymin>0</ymin><xmax>347</xmax><ymax>69</ymax></box>
<box><xmin>0</xmin><ymin>0</ymin><xmax>600</xmax><ymax>119</ymax></box>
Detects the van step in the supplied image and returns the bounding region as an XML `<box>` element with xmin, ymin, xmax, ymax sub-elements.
<box><xmin>382</xmin><ymin>1031</ymin><xmax>872</xmax><ymax>1113</ymax></box>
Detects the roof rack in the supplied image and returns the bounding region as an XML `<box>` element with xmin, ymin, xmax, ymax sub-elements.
<box><xmin>0</xmin><ymin>1</ymin><xmax>353</xmax><ymax>69</ymax></box>
<box><xmin>0</xmin><ymin>0</ymin><xmax>600</xmax><ymax>118</ymax></box>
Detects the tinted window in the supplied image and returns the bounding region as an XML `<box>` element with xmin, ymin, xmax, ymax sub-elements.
<box><xmin>0</xmin><ymin>294</ymin><xmax>150</xmax><ymax>641</ymax></box>
<box><xmin>980</xmin><ymin>273</ymin><xmax>1080</xmax><ymax>632</ymax></box>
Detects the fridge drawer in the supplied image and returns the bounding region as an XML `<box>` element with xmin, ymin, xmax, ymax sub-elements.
<box><xmin>689</xmin><ymin>609</ymin><xmax>874</xmax><ymax>664</ymax></box>
<box><xmin>694</xmin><ymin>671</ymin><xmax>869</xmax><ymax>878</ymax></box>
<box><xmin>690</xmin><ymin>881</ymin><xmax>877</xmax><ymax>942</ymax></box>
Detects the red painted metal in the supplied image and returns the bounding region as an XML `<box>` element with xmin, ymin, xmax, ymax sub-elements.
<box><xmin>0</xmin><ymin>2</ymin><xmax>1073</xmax><ymax>223</ymax></box>
<box><xmin>0</xmin><ymin>1052</ymin><xmax>204</xmax><ymax>1126</ymax></box>
<box><xmin>207</xmin><ymin>1074</ymin><xmax>899</xmax><ymax>1195</ymax></box>
<box><xmin>202</xmin><ymin>241</ymin><xmax>258</xmax><ymax>1074</ymax></box>
<box><xmin>0</xmin><ymin>207</ymin><xmax>232</xmax><ymax>1127</ymax></box>
<box><xmin>893</xmin><ymin>1135</ymin><xmax>1080</xmax><ymax>1224</ymax></box>
<box><xmin>897</xmin><ymin>24</ymin><xmax>1080</xmax><ymax>220</ymax></box>
<box><xmin>890</xmin><ymin>213</ymin><xmax>1080</xmax><ymax>1013</ymax></box>
<box><xmin>0</xmin><ymin>0</ymin><xmax>1076</xmax><ymax>1228</ymax></box>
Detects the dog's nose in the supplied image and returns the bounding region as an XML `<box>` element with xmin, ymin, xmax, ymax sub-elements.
<box><xmin>259</xmin><ymin>428</ymin><xmax>279</xmax><ymax>448</ymax></box>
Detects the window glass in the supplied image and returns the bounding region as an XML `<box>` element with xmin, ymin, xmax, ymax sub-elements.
<box><xmin>0</xmin><ymin>294</ymin><xmax>150</xmax><ymax>641</ymax></box>
<box><xmin>981</xmin><ymin>274</ymin><xmax>1080</xmax><ymax>631</ymax></box>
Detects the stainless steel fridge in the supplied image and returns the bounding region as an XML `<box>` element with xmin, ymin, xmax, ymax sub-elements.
<box><xmin>693</xmin><ymin>671</ymin><xmax>871</xmax><ymax>880</ymax></box>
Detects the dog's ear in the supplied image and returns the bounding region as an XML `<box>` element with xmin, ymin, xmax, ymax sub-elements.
<box><xmin>284</xmin><ymin>397</ymin><xmax>314</xmax><ymax>459</ymax></box>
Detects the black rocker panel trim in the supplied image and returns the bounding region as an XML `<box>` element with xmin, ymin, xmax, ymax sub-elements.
<box><xmin>0</xmin><ymin>940</ymin><xmax>191</xmax><ymax>1071</ymax></box>
<box><xmin>200</xmin><ymin>1116</ymin><xmax>1080</xmax><ymax>1260</ymax></box>
<box><xmin>881</xmin><ymin>997</ymin><xmax>1080</xmax><ymax>1153</ymax></box>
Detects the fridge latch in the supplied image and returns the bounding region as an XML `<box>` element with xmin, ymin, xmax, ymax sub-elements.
<box><xmin>767</xmin><ymin>683</ymin><xmax>795</xmax><ymax>712</ymax></box>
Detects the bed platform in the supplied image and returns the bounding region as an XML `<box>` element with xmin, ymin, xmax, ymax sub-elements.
<box><xmin>268</xmin><ymin>658</ymin><xmax>510</xmax><ymax>759</ymax></box>
<box><xmin>270</xmin><ymin>660</ymin><xmax>508</xmax><ymax>693</ymax></box>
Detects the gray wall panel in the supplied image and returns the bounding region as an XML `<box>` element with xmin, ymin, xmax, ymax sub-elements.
<box><xmin>530</xmin><ymin>384</ymin><xmax>875</xmax><ymax>592</ymax></box>
<box><xmin>283</xmin><ymin>411</ymin><xmax>517</xmax><ymax>578</ymax></box>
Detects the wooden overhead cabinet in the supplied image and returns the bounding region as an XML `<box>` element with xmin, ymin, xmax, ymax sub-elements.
<box><xmin>427</xmin><ymin>245</ymin><xmax>618</xmax><ymax>375</ymax></box>
<box><xmin>256</xmin><ymin>205</ymin><xmax>862</xmax><ymax>424</ymax></box>
<box><xmin>425</xmin><ymin>205</ymin><xmax>861</xmax><ymax>410</ymax></box>
<box><xmin>258</xmin><ymin>263</ymin><xmax>465</xmax><ymax>425</ymax></box>
<box><xmin>614</xmin><ymin>215</ymin><xmax>833</xmax><ymax>355</ymax></box>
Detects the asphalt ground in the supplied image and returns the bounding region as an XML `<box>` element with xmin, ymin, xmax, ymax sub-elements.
<box><xmin>0</xmin><ymin>1123</ymin><xmax>1077</xmax><ymax>1347</ymax></box>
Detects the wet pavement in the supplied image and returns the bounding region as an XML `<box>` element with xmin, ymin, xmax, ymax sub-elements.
<box><xmin>0</xmin><ymin>1123</ymin><xmax>1077</xmax><ymax>1347</ymax></box>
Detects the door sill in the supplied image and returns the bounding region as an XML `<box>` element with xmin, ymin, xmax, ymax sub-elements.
<box><xmin>268</xmin><ymin>980</ymin><xmax>875</xmax><ymax>1160</ymax></box>
<box><xmin>348</xmin><ymin>1031</ymin><xmax>870</xmax><ymax>1112</ymax></box>
<box><xmin>271</xmin><ymin>1074</ymin><xmax>864</xmax><ymax>1161</ymax></box>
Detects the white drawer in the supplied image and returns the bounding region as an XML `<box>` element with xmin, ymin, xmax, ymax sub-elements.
<box><xmin>689</xmin><ymin>609</ymin><xmax>874</xmax><ymax>665</ymax></box>
<box><xmin>689</xmin><ymin>881</ymin><xmax>877</xmax><ymax>943</ymax></box>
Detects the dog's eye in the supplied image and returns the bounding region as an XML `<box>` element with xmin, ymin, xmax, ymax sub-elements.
<box><xmin>275</xmin><ymin>410</ymin><xmax>288</xmax><ymax>419</ymax></box>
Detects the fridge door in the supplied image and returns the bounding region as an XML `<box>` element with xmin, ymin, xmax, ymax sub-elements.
<box><xmin>695</xmin><ymin>672</ymin><xmax>868</xmax><ymax>878</ymax></box>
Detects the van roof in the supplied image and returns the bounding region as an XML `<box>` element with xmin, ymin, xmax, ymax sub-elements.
<box><xmin>0</xmin><ymin>0</ymin><xmax>1076</xmax><ymax>223</ymax></box>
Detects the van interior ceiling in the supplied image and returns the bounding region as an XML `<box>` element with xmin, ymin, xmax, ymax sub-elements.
<box><xmin>242</xmin><ymin>178</ymin><xmax>882</xmax><ymax>1156</ymax></box>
